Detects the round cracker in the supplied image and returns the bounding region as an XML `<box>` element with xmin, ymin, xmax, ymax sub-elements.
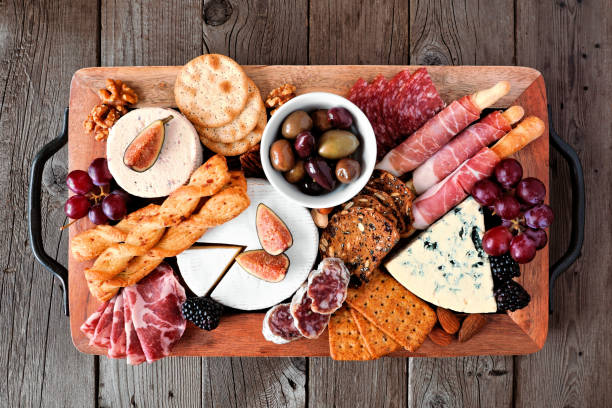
<box><xmin>175</xmin><ymin>54</ymin><xmax>249</xmax><ymax>128</ymax></box>
<box><xmin>198</xmin><ymin>110</ymin><xmax>267</xmax><ymax>156</ymax></box>
<box><xmin>199</xmin><ymin>79</ymin><xmax>264</xmax><ymax>143</ymax></box>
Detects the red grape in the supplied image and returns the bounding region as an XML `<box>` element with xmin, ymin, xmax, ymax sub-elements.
<box><xmin>510</xmin><ymin>234</ymin><xmax>537</xmax><ymax>263</ymax></box>
<box><xmin>494</xmin><ymin>195</ymin><xmax>521</xmax><ymax>219</ymax></box>
<box><xmin>66</xmin><ymin>170</ymin><xmax>93</xmax><ymax>195</ymax></box>
<box><xmin>88</xmin><ymin>205</ymin><xmax>108</xmax><ymax>225</ymax></box>
<box><xmin>111</xmin><ymin>189</ymin><xmax>131</xmax><ymax>205</ymax></box>
<box><xmin>88</xmin><ymin>158</ymin><xmax>113</xmax><ymax>186</ymax></box>
<box><xmin>471</xmin><ymin>179</ymin><xmax>503</xmax><ymax>206</ymax></box>
<box><xmin>327</xmin><ymin>107</ymin><xmax>353</xmax><ymax>129</ymax></box>
<box><xmin>102</xmin><ymin>193</ymin><xmax>127</xmax><ymax>220</ymax></box>
<box><xmin>494</xmin><ymin>158</ymin><xmax>523</xmax><ymax>189</ymax></box>
<box><xmin>524</xmin><ymin>204</ymin><xmax>554</xmax><ymax>229</ymax></box>
<box><xmin>523</xmin><ymin>228</ymin><xmax>548</xmax><ymax>249</ymax></box>
<box><xmin>64</xmin><ymin>195</ymin><xmax>90</xmax><ymax>219</ymax></box>
<box><xmin>516</xmin><ymin>177</ymin><xmax>546</xmax><ymax>205</ymax></box>
<box><xmin>482</xmin><ymin>226</ymin><xmax>513</xmax><ymax>256</ymax></box>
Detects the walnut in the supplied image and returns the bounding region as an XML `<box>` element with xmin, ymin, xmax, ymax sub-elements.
<box><xmin>99</xmin><ymin>78</ymin><xmax>138</xmax><ymax>106</ymax></box>
<box><xmin>84</xmin><ymin>79</ymin><xmax>138</xmax><ymax>141</ymax></box>
<box><xmin>240</xmin><ymin>144</ymin><xmax>264</xmax><ymax>177</ymax></box>
<box><xmin>265</xmin><ymin>84</ymin><xmax>296</xmax><ymax>115</ymax></box>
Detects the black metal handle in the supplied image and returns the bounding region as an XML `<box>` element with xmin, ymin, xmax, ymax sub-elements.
<box><xmin>28</xmin><ymin>108</ymin><xmax>70</xmax><ymax>316</ymax></box>
<box><xmin>548</xmin><ymin>105</ymin><xmax>585</xmax><ymax>313</ymax></box>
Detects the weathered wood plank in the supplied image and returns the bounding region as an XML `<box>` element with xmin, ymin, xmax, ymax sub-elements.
<box><xmin>308</xmin><ymin>0</ymin><xmax>410</xmax><ymax>65</ymax></box>
<box><xmin>308</xmin><ymin>358</ymin><xmax>407</xmax><ymax>408</ymax></box>
<box><xmin>408</xmin><ymin>1</ymin><xmax>516</xmax><ymax>407</ymax></box>
<box><xmin>97</xmin><ymin>2</ymin><xmax>204</xmax><ymax>407</ymax></box>
<box><xmin>515</xmin><ymin>1</ymin><xmax>612</xmax><ymax>407</ymax></box>
<box><xmin>202</xmin><ymin>0</ymin><xmax>309</xmax><ymax>65</ymax></box>
<box><xmin>202</xmin><ymin>357</ymin><xmax>306</xmax><ymax>407</ymax></box>
<box><xmin>0</xmin><ymin>0</ymin><xmax>98</xmax><ymax>407</ymax></box>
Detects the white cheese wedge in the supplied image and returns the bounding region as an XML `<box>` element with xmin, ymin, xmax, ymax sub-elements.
<box><xmin>176</xmin><ymin>179</ymin><xmax>318</xmax><ymax>311</ymax></box>
<box><xmin>176</xmin><ymin>245</ymin><xmax>243</xmax><ymax>297</ymax></box>
<box><xmin>385</xmin><ymin>197</ymin><xmax>497</xmax><ymax>313</ymax></box>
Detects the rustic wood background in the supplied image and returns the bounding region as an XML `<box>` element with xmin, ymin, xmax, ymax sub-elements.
<box><xmin>0</xmin><ymin>0</ymin><xmax>609</xmax><ymax>407</ymax></box>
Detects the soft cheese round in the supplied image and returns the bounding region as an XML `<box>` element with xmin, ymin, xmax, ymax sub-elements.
<box><xmin>106</xmin><ymin>107</ymin><xmax>203</xmax><ymax>198</ymax></box>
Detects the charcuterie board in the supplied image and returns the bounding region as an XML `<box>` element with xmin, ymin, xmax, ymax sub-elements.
<box><xmin>68</xmin><ymin>65</ymin><xmax>548</xmax><ymax>357</ymax></box>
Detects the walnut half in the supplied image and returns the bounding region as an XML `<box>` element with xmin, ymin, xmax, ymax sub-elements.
<box><xmin>265</xmin><ymin>84</ymin><xmax>296</xmax><ymax>115</ymax></box>
<box><xmin>83</xmin><ymin>79</ymin><xmax>138</xmax><ymax>141</ymax></box>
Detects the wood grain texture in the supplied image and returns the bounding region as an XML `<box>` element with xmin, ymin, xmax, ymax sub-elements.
<box><xmin>309</xmin><ymin>0</ymin><xmax>410</xmax><ymax>65</ymax></box>
<box><xmin>515</xmin><ymin>1</ymin><xmax>612</xmax><ymax>407</ymax></box>
<box><xmin>308</xmin><ymin>358</ymin><xmax>407</xmax><ymax>408</ymax></box>
<box><xmin>97</xmin><ymin>2</ymin><xmax>206</xmax><ymax>407</ymax></box>
<box><xmin>202</xmin><ymin>0</ymin><xmax>309</xmax><ymax>65</ymax></box>
<box><xmin>408</xmin><ymin>2</ymin><xmax>517</xmax><ymax>407</ymax></box>
<box><xmin>68</xmin><ymin>65</ymin><xmax>548</xmax><ymax>358</ymax></box>
<box><xmin>0</xmin><ymin>1</ymin><xmax>97</xmax><ymax>407</ymax></box>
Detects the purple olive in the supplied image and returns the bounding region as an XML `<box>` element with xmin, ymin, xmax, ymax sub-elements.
<box><xmin>294</xmin><ymin>131</ymin><xmax>316</xmax><ymax>158</ymax></box>
<box><xmin>304</xmin><ymin>157</ymin><xmax>336</xmax><ymax>191</ymax></box>
<box><xmin>297</xmin><ymin>178</ymin><xmax>325</xmax><ymax>195</ymax></box>
<box><xmin>327</xmin><ymin>107</ymin><xmax>353</xmax><ymax>129</ymax></box>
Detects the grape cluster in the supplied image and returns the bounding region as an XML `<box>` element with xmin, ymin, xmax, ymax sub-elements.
<box><xmin>64</xmin><ymin>158</ymin><xmax>130</xmax><ymax>226</ymax></box>
<box><xmin>471</xmin><ymin>158</ymin><xmax>553</xmax><ymax>264</ymax></box>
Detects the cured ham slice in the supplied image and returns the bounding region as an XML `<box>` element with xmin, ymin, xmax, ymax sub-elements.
<box><xmin>80</xmin><ymin>301</ymin><xmax>109</xmax><ymax>340</ymax></box>
<box><xmin>413</xmin><ymin>109</ymin><xmax>516</xmax><ymax>194</ymax></box>
<box><xmin>377</xmin><ymin>81</ymin><xmax>511</xmax><ymax>176</ymax></box>
<box><xmin>90</xmin><ymin>296</ymin><xmax>116</xmax><ymax>348</ymax></box>
<box><xmin>124</xmin><ymin>294</ymin><xmax>146</xmax><ymax>366</ymax></box>
<box><xmin>108</xmin><ymin>292</ymin><xmax>127</xmax><ymax>359</ymax></box>
<box><xmin>412</xmin><ymin>148</ymin><xmax>500</xmax><ymax>229</ymax></box>
<box><xmin>123</xmin><ymin>263</ymin><xmax>186</xmax><ymax>363</ymax></box>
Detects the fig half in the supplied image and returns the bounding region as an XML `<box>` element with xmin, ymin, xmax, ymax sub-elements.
<box><xmin>236</xmin><ymin>250</ymin><xmax>290</xmax><ymax>282</ymax></box>
<box><xmin>123</xmin><ymin>115</ymin><xmax>173</xmax><ymax>172</ymax></box>
<box><xmin>256</xmin><ymin>203</ymin><xmax>293</xmax><ymax>255</ymax></box>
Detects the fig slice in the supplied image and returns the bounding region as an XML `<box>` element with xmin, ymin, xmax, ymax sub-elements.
<box><xmin>256</xmin><ymin>203</ymin><xmax>293</xmax><ymax>255</ymax></box>
<box><xmin>123</xmin><ymin>115</ymin><xmax>173</xmax><ymax>172</ymax></box>
<box><xmin>235</xmin><ymin>250</ymin><xmax>290</xmax><ymax>282</ymax></box>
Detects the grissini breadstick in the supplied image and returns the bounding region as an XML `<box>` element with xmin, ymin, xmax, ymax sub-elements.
<box><xmin>377</xmin><ymin>81</ymin><xmax>511</xmax><ymax>176</ymax></box>
<box><xmin>491</xmin><ymin>116</ymin><xmax>545</xmax><ymax>158</ymax></box>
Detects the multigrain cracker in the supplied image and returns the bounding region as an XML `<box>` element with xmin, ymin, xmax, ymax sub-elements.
<box><xmin>350</xmin><ymin>308</ymin><xmax>400</xmax><ymax>358</ymax></box>
<box><xmin>345</xmin><ymin>269</ymin><xmax>436</xmax><ymax>352</ymax></box>
<box><xmin>199</xmin><ymin>79</ymin><xmax>265</xmax><ymax>143</ymax></box>
<box><xmin>361</xmin><ymin>186</ymin><xmax>407</xmax><ymax>234</ymax></box>
<box><xmin>367</xmin><ymin>170</ymin><xmax>415</xmax><ymax>236</ymax></box>
<box><xmin>175</xmin><ymin>54</ymin><xmax>249</xmax><ymax>128</ymax></box>
<box><xmin>320</xmin><ymin>207</ymin><xmax>399</xmax><ymax>281</ymax></box>
<box><xmin>343</xmin><ymin>194</ymin><xmax>398</xmax><ymax>228</ymax></box>
<box><xmin>328</xmin><ymin>307</ymin><xmax>372</xmax><ymax>361</ymax></box>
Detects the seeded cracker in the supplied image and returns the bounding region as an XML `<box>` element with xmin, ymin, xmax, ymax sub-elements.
<box><xmin>343</xmin><ymin>194</ymin><xmax>399</xmax><ymax>228</ymax></box>
<box><xmin>320</xmin><ymin>207</ymin><xmax>399</xmax><ymax>281</ymax></box>
<box><xmin>346</xmin><ymin>269</ymin><xmax>437</xmax><ymax>352</ymax></box>
<box><xmin>367</xmin><ymin>170</ymin><xmax>415</xmax><ymax>234</ymax></box>
<box><xmin>361</xmin><ymin>186</ymin><xmax>407</xmax><ymax>235</ymax></box>
<box><xmin>329</xmin><ymin>307</ymin><xmax>372</xmax><ymax>360</ymax></box>
<box><xmin>350</xmin><ymin>308</ymin><xmax>400</xmax><ymax>358</ymax></box>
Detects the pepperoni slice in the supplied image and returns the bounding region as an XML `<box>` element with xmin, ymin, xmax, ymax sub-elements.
<box><xmin>262</xmin><ymin>303</ymin><xmax>302</xmax><ymax>344</ymax></box>
<box><xmin>290</xmin><ymin>284</ymin><xmax>330</xmax><ymax>339</ymax></box>
<box><xmin>307</xmin><ymin>258</ymin><xmax>350</xmax><ymax>314</ymax></box>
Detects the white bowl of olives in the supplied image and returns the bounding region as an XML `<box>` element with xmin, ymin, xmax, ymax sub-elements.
<box><xmin>261</xmin><ymin>92</ymin><xmax>376</xmax><ymax>209</ymax></box>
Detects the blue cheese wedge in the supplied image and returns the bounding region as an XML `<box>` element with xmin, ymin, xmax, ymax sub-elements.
<box><xmin>385</xmin><ymin>197</ymin><xmax>496</xmax><ymax>313</ymax></box>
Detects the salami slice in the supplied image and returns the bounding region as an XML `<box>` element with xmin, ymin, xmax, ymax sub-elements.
<box><xmin>307</xmin><ymin>258</ymin><xmax>350</xmax><ymax>314</ymax></box>
<box><xmin>290</xmin><ymin>284</ymin><xmax>330</xmax><ymax>339</ymax></box>
<box><xmin>262</xmin><ymin>303</ymin><xmax>302</xmax><ymax>344</ymax></box>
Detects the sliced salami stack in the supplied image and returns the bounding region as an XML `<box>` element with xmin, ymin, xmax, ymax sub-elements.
<box><xmin>347</xmin><ymin>68</ymin><xmax>444</xmax><ymax>159</ymax></box>
<box><xmin>79</xmin><ymin>262</ymin><xmax>186</xmax><ymax>365</ymax></box>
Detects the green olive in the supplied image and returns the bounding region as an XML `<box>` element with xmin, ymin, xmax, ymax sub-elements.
<box><xmin>270</xmin><ymin>139</ymin><xmax>295</xmax><ymax>171</ymax></box>
<box><xmin>284</xmin><ymin>160</ymin><xmax>305</xmax><ymax>184</ymax></box>
<box><xmin>281</xmin><ymin>110</ymin><xmax>313</xmax><ymax>139</ymax></box>
<box><xmin>317</xmin><ymin>130</ymin><xmax>360</xmax><ymax>160</ymax></box>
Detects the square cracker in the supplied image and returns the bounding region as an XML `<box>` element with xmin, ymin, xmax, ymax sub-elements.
<box><xmin>345</xmin><ymin>269</ymin><xmax>436</xmax><ymax>352</ymax></box>
<box><xmin>350</xmin><ymin>308</ymin><xmax>401</xmax><ymax>358</ymax></box>
<box><xmin>328</xmin><ymin>307</ymin><xmax>373</xmax><ymax>361</ymax></box>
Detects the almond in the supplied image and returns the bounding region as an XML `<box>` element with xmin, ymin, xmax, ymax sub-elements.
<box><xmin>428</xmin><ymin>327</ymin><xmax>453</xmax><ymax>346</ymax></box>
<box><xmin>458</xmin><ymin>314</ymin><xmax>487</xmax><ymax>342</ymax></box>
<box><xmin>436</xmin><ymin>307</ymin><xmax>460</xmax><ymax>334</ymax></box>
<box><xmin>311</xmin><ymin>209</ymin><xmax>329</xmax><ymax>229</ymax></box>
<box><xmin>317</xmin><ymin>207</ymin><xmax>334</xmax><ymax>215</ymax></box>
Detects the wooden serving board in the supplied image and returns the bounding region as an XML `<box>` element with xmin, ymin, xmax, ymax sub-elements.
<box><xmin>68</xmin><ymin>65</ymin><xmax>548</xmax><ymax>357</ymax></box>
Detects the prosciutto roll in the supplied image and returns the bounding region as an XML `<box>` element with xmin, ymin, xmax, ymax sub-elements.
<box><xmin>412</xmin><ymin>148</ymin><xmax>501</xmax><ymax>229</ymax></box>
<box><xmin>413</xmin><ymin>110</ymin><xmax>512</xmax><ymax>194</ymax></box>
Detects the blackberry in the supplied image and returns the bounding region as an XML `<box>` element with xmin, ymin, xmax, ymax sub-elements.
<box><xmin>494</xmin><ymin>280</ymin><xmax>530</xmax><ymax>312</ymax></box>
<box><xmin>489</xmin><ymin>253</ymin><xmax>520</xmax><ymax>283</ymax></box>
<box><xmin>181</xmin><ymin>296</ymin><xmax>223</xmax><ymax>330</ymax></box>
